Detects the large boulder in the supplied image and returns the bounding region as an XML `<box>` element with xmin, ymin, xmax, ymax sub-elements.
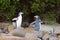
<box><xmin>10</xmin><ymin>27</ymin><xmax>26</xmax><ymax>37</ymax></box>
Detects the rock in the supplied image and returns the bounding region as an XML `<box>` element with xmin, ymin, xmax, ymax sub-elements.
<box><xmin>42</xmin><ymin>33</ymin><xmax>49</xmax><ymax>40</ymax></box>
<box><xmin>38</xmin><ymin>31</ymin><xmax>44</xmax><ymax>38</ymax></box>
<box><xmin>3</xmin><ymin>26</ymin><xmax>8</xmax><ymax>33</ymax></box>
<box><xmin>49</xmin><ymin>35</ymin><xmax>58</xmax><ymax>40</ymax></box>
<box><xmin>25</xmin><ymin>33</ymin><xmax>37</xmax><ymax>40</ymax></box>
<box><xmin>33</xmin><ymin>31</ymin><xmax>44</xmax><ymax>38</ymax></box>
<box><xmin>0</xmin><ymin>36</ymin><xmax>25</xmax><ymax>40</ymax></box>
<box><xmin>58</xmin><ymin>35</ymin><xmax>60</xmax><ymax>38</ymax></box>
<box><xmin>0</xmin><ymin>23</ymin><xmax>9</xmax><ymax>33</ymax></box>
<box><xmin>25</xmin><ymin>31</ymin><xmax>44</xmax><ymax>40</ymax></box>
<box><xmin>0</xmin><ymin>33</ymin><xmax>11</xmax><ymax>36</ymax></box>
<box><xmin>10</xmin><ymin>27</ymin><xmax>26</xmax><ymax>37</ymax></box>
<box><xmin>0</xmin><ymin>29</ymin><xmax>3</xmax><ymax>33</ymax></box>
<box><xmin>40</xmin><ymin>26</ymin><xmax>53</xmax><ymax>33</ymax></box>
<box><xmin>58</xmin><ymin>35</ymin><xmax>60</xmax><ymax>40</ymax></box>
<box><xmin>59</xmin><ymin>38</ymin><xmax>60</xmax><ymax>40</ymax></box>
<box><xmin>54</xmin><ymin>27</ymin><xmax>60</xmax><ymax>35</ymax></box>
<box><xmin>37</xmin><ymin>38</ymin><xmax>41</xmax><ymax>40</ymax></box>
<box><xmin>8</xmin><ymin>25</ymin><xmax>14</xmax><ymax>33</ymax></box>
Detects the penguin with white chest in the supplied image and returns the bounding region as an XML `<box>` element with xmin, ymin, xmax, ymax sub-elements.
<box><xmin>16</xmin><ymin>12</ymin><xmax>23</xmax><ymax>28</ymax></box>
<box><xmin>10</xmin><ymin>12</ymin><xmax>26</xmax><ymax>37</ymax></box>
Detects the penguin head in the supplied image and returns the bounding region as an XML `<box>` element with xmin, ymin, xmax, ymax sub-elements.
<box><xmin>34</xmin><ymin>15</ymin><xmax>39</xmax><ymax>18</ymax></box>
<box><xmin>19</xmin><ymin>12</ymin><xmax>23</xmax><ymax>16</ymax></box>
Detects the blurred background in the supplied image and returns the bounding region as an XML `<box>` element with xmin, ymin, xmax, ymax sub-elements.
<box><xmin>0</xmin><ymin>0</ymin><xmax>60</xmax><ymax>25</ymax></box>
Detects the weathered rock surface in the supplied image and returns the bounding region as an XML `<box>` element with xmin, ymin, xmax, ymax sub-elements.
<box><xmin>49</xmin><ymin>35</ymin><xmax>59</xmax><ymax>40</ymax></box>
<box><xmin>25</xmin><ymin>33</ymin><xmax>37</xmax><ymax>40</ymax></box>
<box><xmin>37</xmin><ymin>38</ymin><xmax>41</xmax><ymax>40</ymax></box>
<box><xmin>33</xmin><ymin>31</ymin><xmax>44</xmax><ymax>38</ymax></box>
<box><xmin>42</xmin><ymin>33</ymin><xmax>49</xmax><ymax>40</ymax></box>
<box><xmin>0</xmin><ymin>36</ymin><xmax>25</xmax><ymax>40</ymax></box>
<box><xmin>54</xmin><ymin>27</ymin><xmax>60</xmax><ymax>34</ymax></box>
<box><xmin>0</xmin><ymin>29</ymin><xmax>3</xmax><ymax>33</ymax></box>
<box><xmin>10</xmin><ymin>27</ymin><xmax>26</xmax><ymax>37</ymax></box>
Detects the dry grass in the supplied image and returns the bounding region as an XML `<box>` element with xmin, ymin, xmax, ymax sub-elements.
<box><xmin>8</xmin><ymin>25</ymin><xmax>34</xmax><ymax>33</ymax></box>
<box><xmin>8</xmin><ymin>25</ymin><xmax>14</xmax><ymax>33</ymax></box>
<box><xmin>0</xmin><ymin>22</ymin><xmax>34</xmax><ymax>32</ymax></box>
<box><xmin>0</xmin><ymin>22</ymin><xmax>7</xmax><ymax>28</ymax></box>
<box><xmin>24</xmin><ymin>27</ymin><xmax>34</xmax><ymax>33</ymax></box>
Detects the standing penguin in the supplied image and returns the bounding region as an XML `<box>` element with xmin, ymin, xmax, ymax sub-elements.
<box><xmin>34</xmin><ymin>15</ymin><xmax>41</xmax><ymax>31</ymax></box>
<box><xmin>16</xmin><ymin>12</ymin><xmax>23</xmax><ymax>28</ymax></box>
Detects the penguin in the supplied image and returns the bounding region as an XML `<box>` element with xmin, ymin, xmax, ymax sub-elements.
<box><xmin>16</xmin><ymin>12</ymin><xmax>23</xmax><ymax>28</ymax></box>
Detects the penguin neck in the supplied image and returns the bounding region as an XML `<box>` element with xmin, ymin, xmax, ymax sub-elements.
<box><xmin>19</xmin><ymin>14</ymin><xmax>22</xmax><ymax>17</ymax></box>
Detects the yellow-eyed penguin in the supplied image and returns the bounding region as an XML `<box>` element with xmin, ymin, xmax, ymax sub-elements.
<box><xmin>16</xmin><ymin>12</ymin><xmax>23</xmax><ymax>28</ymax></box>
